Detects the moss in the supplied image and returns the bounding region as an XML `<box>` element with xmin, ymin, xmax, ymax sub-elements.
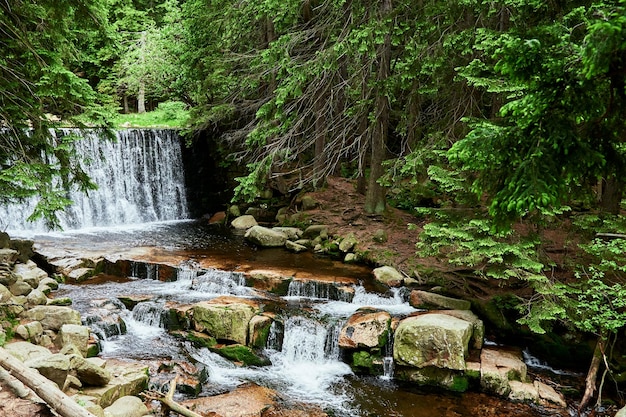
<box><xmin>185</xmin><ymin>331</ymin><xmax>217</xmax><ymax>348</ymax></box>
<box><xmin>351</xmin><ymin>350</ymin><xmax>384</xmax><ymax>375</ymax></box>
<box><xmin>212</xmin><ymin>344</ymin><xmax>270</xmax><ymax>366</ymax></box>
<box><xmin>448</xmin><ymin>375</ymin><xmax>469</xmax><ymax>392</ymax></box>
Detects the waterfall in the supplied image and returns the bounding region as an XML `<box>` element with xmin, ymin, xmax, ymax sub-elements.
<box><xmin>192</xmin><ymin>269</ymin><xmax>250</xmax><ymax>296</ymax></box>
<box><xmin>132</xmin><ymin>301</ymin><xmax>165</xmax><ymax>327</ymax></box>
<box><xmin>0</xmin><ymin>128</ymin><xmax>189</xmax><ymax>232</ymax></box>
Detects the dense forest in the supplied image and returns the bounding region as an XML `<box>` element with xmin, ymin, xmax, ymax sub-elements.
<box><xmin>3</xmin><ymin>0</ymin><xmax>626</xmax><ymax>410</ymax></box>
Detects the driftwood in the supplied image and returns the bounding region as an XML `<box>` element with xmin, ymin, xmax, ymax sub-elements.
<box><xmin>578</xmin><ymin>337</ymin><xmax>605</xmax><ymax>414</ymax></box>
<box><xmin>0</xmin><ymin>347</ymin><xmax>96</xmax><ymax>417</ymax></box>
<box><xmin>143</xmin><ymin>376</ymin><xmax>204</xmax><ymax>417</ymax></box>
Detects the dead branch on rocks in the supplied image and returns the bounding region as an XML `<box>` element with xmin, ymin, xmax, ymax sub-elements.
<box><xmin>0</xmin><ymin>347</ymin><xmax>96</xmax><ymax>417</ymax></box>
<box><xmin>142</xmin><ymin>376</ymin><xmax>204</xmax><ymax>417</ymax></box>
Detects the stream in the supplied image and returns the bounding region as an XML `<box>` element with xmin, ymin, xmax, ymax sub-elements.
<box><xmin>2</xmin><ymin>129</ymin><xmax>578</xmax><ymax>416</ymax></box>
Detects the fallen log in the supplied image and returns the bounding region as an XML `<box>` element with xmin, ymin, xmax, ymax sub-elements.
<box><xmin>0</xmin><ymin>347</ymin><xmax>96</xmax><ymax>417</ymax></box>
<box><xmin>143</xmin><ymin>376</ymin><xmax>204</xmax><ymax>417</ymax></box>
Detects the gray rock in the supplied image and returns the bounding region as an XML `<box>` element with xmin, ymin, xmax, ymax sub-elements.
<box><xmin>372</xmin><ymin>229</ymin><xmax>388</xmax><ymax>243</ymax></box>
<box><xmin>104</xmin><ymin>396</ymin><xmax>149</xmax><ymax>417</ymax></box>
<box><xmin>393</xmin><ymin>314</ymin><xmax>472</xmax><ymax>371</ymax></box>
<box><xmin>0</xmin><ymin>231</ymin><xmax>10</xmax><ymax>248</ymax></box>
<box><xmin>13</xmin><ymin>260</ymin><xmax>47</xmax><ymax>287</ymax></box>
<box><xmin>26</xmin><ymin>288</ymin><xmax>49</xmax><ymax>306</ymax></box>
<box><xmin>373</xmin><ymin>266</ymin><xmax>404</xmax><ymax>287</ymax></box>
<box><xmin>21</xmin><ymin>305</ymin><xmax>82</xmax><ymax>331</ymax></box>
<box><xmin>344</xmin><ymin>253</ymin><xmax>359</xmax><ymax>263</ymax></box>
<box><xmin>285</xmin><ymin>240</ymin><xmax>308</xmax><ymax>253</ymax></box>
<box><xmin>4</xmin><ymin>341</ymin><xmax>52</xmax><ymax>362</ymax></box>
<box><xmin>410</xmin><ymin>290</ymin><xmax>471</xmax><ymax>311</ymax></box>
<box><xmin>192</xmin><ymin>298</ymin><xmax>258</xmax><ymax>345</ymax></box>
<box><xmin>16</xmin><ymin>321</ymin><xmax>44</xmax><ymax>343</ymax></box>
<box><xmin>48</xmin><ymin>297</ymin><xmax>73</xmax><ymax>306</ymax></box>
<box><xmin>39</xmin><ymin>277</ymin><xmax>59</xmax><ymax>290</ymax></box>
<box><xmin>272</xmin><ymin>227</ymin><xmax>303</xmax><ymax>240</ymax></box>
<box><xmin>25</xmin><ymin>353</ymin><xmax>71</xmax><ymax>389</ymax></box>
<box><xmin>69</xmin><ymin>354</ymin><xmax>112</xmax><ymax>386</ymax></box>
<box><xmin>339</xmin><ymin>234</ymin><xmax>358</xmax><ymax>253</ymax></box>
<box><xmin>244</xmin><ymin>225</ymin><xmax>287</xmax><ymax>247</ymax></box>
<box><xmin>57</xmin><ymin>324</ymin><xmax>91</xmax><ymax>357</ymax></box>
<box><xmin>0</xmin><ymin>283</ymin><xmax>13</xmax><ymax>302</ymax></box>
<box><xmin>10</xmin><ymin>239</ymin><xmax>34</xmax><ymax>263</ymax></box>
<box><xmin>300</xmin><ymin>195</ymin><xmax>318</xmax><ymax>210</ymax></box>
<box><xmin>231</xmin><ymin>214</ymin><xmax>258</xmax><ymax>230</ymax></box>
<box><xmin>79</xmin><ymin>360</ymin><xmax>149</xmax><ymax>408</ymax></box>
<box><xmin>10</xmin><ymin>279</ymin><xmax>32</xmax><ymax>296</ymax></box>
<box><xmin>480</xmin><ymin>347</ymin><xmax>528</xmax><ymax>396</ymax></box>
<box><xmin>302</xmin><ymin>225</ymin><xmax>329</xmax><ymax>239</ymax></box>
<box><xmin>68</xmin><ymin>267</ymin><xmax>95</xmax><ymax>282</ymax></box>
<box><xmin>228</xmin><ymin>205</ymin><xmax>241</xmax><ymax>218</ymax></box>
<box><xmin>0</xmin><ymin>249</ymin><xmax>18</xmax><ymax>265</ymax></box>
<box><xmin>0</xmin><ymin>264</ymin><xmax>17</xmax><ymax>286</ymax></box>
<box><xmin>436</xmin><ymin>310</ymin><xmax>484</xmax><ymax>350</ymax></box>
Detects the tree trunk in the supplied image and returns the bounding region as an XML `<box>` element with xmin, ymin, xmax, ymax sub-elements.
<box><xmin>579</xmin><ymin>336</ymin><xmax>605</xmax><ymax>413</ymax></box>
<box><xmin>365</xmin><ymin>0</ymin><xmax>392</xmax><ymax>214</ymax></box>
<box><xmin>600</xmin><ymin>176</ymin><xmax>622</xmax><ymax>215</ymax></box>
<box><xmin>123</xmin><ymin>94</ymin><xmax>130</xmax><ymax>114</ymax></box>
<box><xmin>137</xmin><ymin>83</ymin><xmax>146</xmax><ymax>114</ymax></box>
<box><xmin>0</xmin><ymin>348</ymin><xmax>97</xmax><ymax>417</ymax></box>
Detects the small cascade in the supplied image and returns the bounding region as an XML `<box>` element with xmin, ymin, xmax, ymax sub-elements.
<box><xmin>280</xmin><ymin>316</ymin><xmax>345</xmax><ymax>361</ymax></box>
<box><xmin>522</xmin><ymin>349</ymin><xmax>581</xmax><ymax>376</ymax></box>
<box><xmin>1</xmin><ymin>128</ymin><xmax>189</xmax><ymax>232</ymax></box>
<box><xmin>381</xmin><ymin>329</ymin><xmax>395</xmax><ymax>380</ymax></box>
<box><xmin>192</xmin><ymin>269</ymin><xmax>250</xmax><ymax>296</ymax></box>
<box><xmin>266</xmin><ymin>321</ymin><xmax>284</xmax><ymax>351</ymax></box>
<box><xmin>129</xmin><ymin>261</ymin><xmax>160</xmax><ymax>280</ymax></box>
<box><xmin>132</xmin><ymin>301</ymin><xmax>166</xmax><ymax>328</ymax></box>
<box><xmin>286</xmin><ymin>280</ymin><xmax>346</xmax><ymax>300</ymax></box>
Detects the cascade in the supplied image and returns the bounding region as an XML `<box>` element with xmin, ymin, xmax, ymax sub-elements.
<box><xmin>132</xmin><ymin>301</ymin><xmax>166</xmax><ymax>327</ymax></box>
<box><xmin>0</xmin><ymin>128</ymin><xmax>189</xmax><ymax>232</ymax></box>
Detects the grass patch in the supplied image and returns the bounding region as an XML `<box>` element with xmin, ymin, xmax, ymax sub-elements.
<box><xmin>112</xmin><ymin>101</ymin><xmax>190</xmax><ymax>128</ymax></box>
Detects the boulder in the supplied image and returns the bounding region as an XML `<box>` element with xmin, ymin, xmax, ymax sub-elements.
<box><xmin>248</xmin><ymin>314</ymin><xmax>273</xmax><ymax>349</ymax></box>
<box><xmin>39</xmin><ymin>276</ymin><xmax>59</xmax><ymax>290</ymax></box>
<box><xmin>9</xmin><ymin>277</ymin><xmax>33</xmax><ymax>295</ymax></box>
<box><xmin>211</xmin><ymin>344</ymin><xmax>270</xmax><ymax>366</ymax></box>
<box><xmin>507</xmin><ymin>380</ymin><xmax>566</xmax><ymax>407</ymax></box>
<box><xmin>68</xmin><ymin>267</ymin><xmax>96</xmax><ymax>282</ymax></box>
<box><xmin>15</xmin><ymin>321</ymin><xmax>44</xmax><ymax>343</ymax></box>
<box><xmin>191</xmin><ymin>296</ymin><xmax>259</xmax><ymax>345</ymax></box>
<box><xmin>69</xmin><ymin>354</ymin><xmax>112</xmax><ymax>386</ymax></box>
<box><xmin>0</xmin><ymin>231</ymin><xmax>10</xmax><ymax>248</ymax></box>
<box><xmin>344</xmin><ymin>253</ymin><xmax>359</xmax><ymax>263</ymax></box>
<box><xmin>285</xmin><ymin>240</ymin><xmax>308</xmax><ymax>253</ymax></box>
<box><xmin>410</xmin><ymin>290</ymin><xmax>471</xmax><ymax>311</ymax></box>
<box><xmin>480</xmin><ymin>347</ymin><xmax>528</xmax><ymax>396</ymax></box>
<box><xmin>395</xmin><ymin>366</ymin><xmax>469</xmax><ymax>392</ymax></box>
<box><xmin>393</xmin><ymin>314</ymin><xmax>472</xmax><ymax>371</ymax></box>
<box><xmin>13</xmin><ymin>260</ymin><xmax>47</xmax><ymax>288</ymax></box>
<box><xmin>103</xmin><ymin>395</ymin><xmax>149</xmax><ymax>417</ymax></box>
<box><xmin>182</xmin><ymin>382</ymin><xmax>278</xmax><ymax>417</ymax></box>
<box><xmin>0</xmin><ymin>263</ymin><xmax>17</xmax><ymax>286</ymax></box>
<box><xmin>21</xmin><ymin>305</ymin><xmax>82</xmax><ymax>331</ymax></box>
<box><xmin>245</xmin><ymin>226</ymin><xmax>287</xmax><ymax>248</ymax></box>
<box><xmin>80</xmin><ymin>359</ymin><xmax>149</xmax><ymax>408</ymax></box>
<box><xmin>372</xmin><ymin>266</ymin><xmax>405</xmax><ymax>287</ymax></box>
<box><xmin>56</xmin><ymin>324</ymin><xmax>91</xmax><ymax>356</ymax></box>
<box><xmin>0</xmin><ymin>283</ymin><xmax>13</xmax><ymax>302</ymax></box>
<box><xmin>300</xmin><ymin>195</ymin><xmax>318</xmax><ymax>210</ymax></box>
<box><xmin>302</xmin><ymin>225</ymin><xmax>329</xmax><ymax>239</ymax></box>
<box><xmin>5</xmin><ymin>341</ymin><xmax>52</xmax><ymax>362</ymax></box>
<box><xmin>228</xmin><ymin>205</ymin><xmax>241</xmax><ymax>218</ymax></box>
<box><xmin>10</xmin><ymin>239</ymin><xmax>34</xmax><ymax>263</ymax></box>
<box><xmin>372</xmin><ymin>229</ymin><xmax>388</xmax><ymax>243</ymax></box>
<box><xmin>26</xmin><ymin>288</ymin><xmax>48</xmax><ymax>306</ymax></box>
<box><xmin>434</xmin><ymin>310</ymin><xmax>484</xmax><ymax>350</ymax></box>
<box><xmin>339</xmin><ymin>308</ymin><xmax>391</xmax><ymax>349</ymax></box>
<box><xmin>272</xmin><ymin>227</ymin><xmax>303</xmax><ymax>240</ymax></box>
<box><xmin>339</xmin><ymin>234</ymin><xmax>358</xmax><ymax>253</ymax></box>
<box><xmin>0</xmin><ymin>249</ymin><xmax>18</xmax><ymax>265</ymax></box>
<box><xmin>25</xmin><ymin>353</ymin><xmax>71</xmax><ymax>389</ymax></box>
<box><xmin>231</xmin><ymin>215</ymin><xmax>258</xmax><ymax>230</ymax></box>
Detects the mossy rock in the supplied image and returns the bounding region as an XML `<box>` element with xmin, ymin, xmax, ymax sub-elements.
<box><xmin>351</xmin><ymin>350</ymin><xmax>383</xmax><ymax>375</ymax></box>
<box><xmin>211</xmin><ymin>344</ymin><xmax>270</xmax><ymax>367</ymax></box>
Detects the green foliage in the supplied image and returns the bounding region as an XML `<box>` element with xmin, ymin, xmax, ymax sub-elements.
<box><xmin>417</xmin><ymin>217</ymin><xmax>544</xmax><ymax>281</ymax></box>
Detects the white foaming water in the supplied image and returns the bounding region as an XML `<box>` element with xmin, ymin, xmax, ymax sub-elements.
<box><xmin>522</xmin><ymin>349</ymin><xmax>581</xmax><ymax>376</ymax></box>
<box><xmin>316</xmin><ymin>285</ymin><xmax>418</xmax><ymax>317</ymax></box>
<box><xmin>192</xmin><ymin>269</ymin><xmax>252</xmax><ymax>297</ymax></box>
<box><xmin>0</xmin><ymin>128</ymin><xmax>189</xmax><ymax>233</ymax></box>
<box><xmin>191</xmin><ymin>315</ymin><xmax>354</xmax><ymax>413</ymax></box>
